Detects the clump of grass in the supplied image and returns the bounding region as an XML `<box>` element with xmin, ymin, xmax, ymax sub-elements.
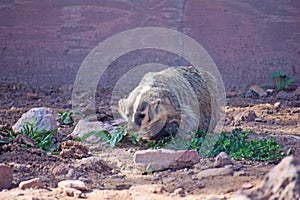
<box><xmin>271</xmin><ymin>71</ymin><xmax>295</xmax><ymax>91</ymax></box>
<box><xmin>19</xmin><ymin>118</ymin><xmax>58</xmax><ymax>152</ymax></box>
<box><xmin>0</xmin><ymin>118</ymin><xmax>58</xmax><ymax>152</ymax></box>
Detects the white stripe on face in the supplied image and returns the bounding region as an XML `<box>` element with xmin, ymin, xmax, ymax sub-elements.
<box><xmin>132</xmin><ymin>85</ymin><xmax>151</xmax><ymax>124</ymax></box>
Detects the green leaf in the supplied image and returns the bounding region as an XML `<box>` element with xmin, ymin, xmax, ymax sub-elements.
<box><xmin>75</xmin><ymin>130</ymin><xmax>111</xmax><ymax>142</ymax></box>
<box><xmin>110</xmin><ymin>132</ymin><xmax>125</xmax><ymax>147</ymax></box>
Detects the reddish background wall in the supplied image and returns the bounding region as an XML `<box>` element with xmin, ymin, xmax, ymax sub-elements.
<box><xmin>0</xmin><ymin>0</ymin><xmax>299</xmax><ymax>91</ymax></box>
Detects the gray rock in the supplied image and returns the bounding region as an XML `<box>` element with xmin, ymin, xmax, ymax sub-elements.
<box><xmin>134</xmin><ymin>149</ymin><xmax>200</xmax><ymax>172</ymax></box>
<box><xmin>254</xmin><ymin>155</ymin><xmax>300</xmax><ymax>200</ymax></box>
<box><xmin>232</xmin><ymin>156</ymin><xmax>300</xmax><ymax>200</ymax></box>
<box><xmin>19</xmin><ymin>178</ymin><xmax>44</xmax><ymax>189</ymax></box>
<box><xmin>12</xmin><ymin>107</ymin><xmax>57</xmax><ymax>133</ymax></box>
<box><xmin>214</xmin><ymin>152</ymin><xmax>232</xmax><ymax>167</ymax></box>
<box><xmin>197</xmin><ymin>167</ymin><xmax>234</xmax><ymax>178</ymax></box>
<box><xmin>71</xmin><ymin>119</ymin><xmax>114</xmax><ymax>143</ymax></box>
<box><xmin>0</xmin><ymin>164</ymin><xmax>13</xmax><ymax>189</ymax></box>
<box><xmin>248</xmin><ymin>85</ymin><xmax>268</xmax><ymax>98</ymax></box>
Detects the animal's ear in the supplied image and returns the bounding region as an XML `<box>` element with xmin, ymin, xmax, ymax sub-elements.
<box><xmin>150</xmin><ymin>99</ymin><xmax>161</xmax><ymax>114</ymax></box>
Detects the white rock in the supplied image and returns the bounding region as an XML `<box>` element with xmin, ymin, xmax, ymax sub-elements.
<box><xmin>266</xmin><ymin>89</ymin><xmax>275</xmax><ymax>94</ymax></box>
<box><xmin>19</xmin><ymin>178</ymin><xmax>44</xmax><ymax>189</ymax></box>
<box><xmin>274</xmin><ymin>102</ymin><xmax>281</xmax><ymax>108</ymax></box>
<box><xmin>58</xmin><ymin>180</ymin><xmax>88</xmax><ymax>191</ymax></box>
<box><xmin>12</xmin><ymin>107</ymin><xmax>57</xmax><ymax>133</ymax></box>
<box><xmin>242</xmin><ymin>182</ymin><xmax>254</xmax><ymax>189</ymax></box>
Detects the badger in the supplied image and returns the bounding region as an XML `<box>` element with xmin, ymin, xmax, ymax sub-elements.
<box><xmin>118</xmin><ymin>66</ymin><xmax>218</xmax><ymax>141</ymax></box>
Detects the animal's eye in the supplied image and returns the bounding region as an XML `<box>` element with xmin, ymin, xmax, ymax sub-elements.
<box><xmin>134</xmin><ymin>113</ymin><xmax>146</xmax><ymax>126</ymax></box>
<box><xmin>139</xmin><ymin>114</ymin><xmax>145</xmax><ymax>119</ymax></box>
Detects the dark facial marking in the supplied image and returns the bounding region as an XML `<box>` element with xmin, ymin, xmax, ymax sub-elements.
<box><xmin>134</xmin><ymin>112</ymin><xmax>146</xmax><ymax>126</ymax></box>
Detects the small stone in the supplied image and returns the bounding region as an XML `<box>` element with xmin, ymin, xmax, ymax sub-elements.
<box><xmin>249</xmin><ymin>85</ymin><xmax>268</xmax><ymax>97</ymax></box>
<box><xmin>58</xmin><ymin>180</ymin><xmax>88</xmax><ymax>191</ymax></box>
<box><xmin>274</xmin><ymin>102</ymin><xmax>281</xmax><ymax>108</ymax></box>
<box><xmin>134</xmin><ymin>149</ymin><xmax>200</xmax><ymax>172</ymax></box>
<box><xmin>266</xmin><ymin>89</ymin><xmax>275</xmax><ymax>94</ymax></box>
<box><xmin>242</xmin><ymin>182</ymin><xmax>254</xmax><ymax>189</ymax></box>
<box><xmin>19</xmin><ymin>178</ymin><xmax>44</xmax><ymax>190</ymax></box>
<box><xmin>64</xmin><ymin>188</ymin><xmax>83</xmax><ymax>198</ymax></box>
<box><xmin>214</xmin><ymin>152</ymin><xmax>232</xmax><ymax>167</ymax></box>
<box><xmin>254</xmin><ymin>118</ymin><xmax>264</xmax><ymax>122</ymax></box>
<box><xmin>197</xmin><ymin>167</ymin><xmax>234</xmax><ymax>178</ymax></box>
<box><xmin>171</xmin><ymin>187</ymin><xmax>185</xmax><ymax>197</ymax></box>
<box><xmin>0</xmin><ymin>164</ymin><xmax>13</xmax><ymax>189</ymax></box>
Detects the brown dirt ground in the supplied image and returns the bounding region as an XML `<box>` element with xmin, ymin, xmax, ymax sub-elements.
<box><xmin>0</xmin><ymin>84</ymin><xmax>299</xmax><ymax>200</ymax></box>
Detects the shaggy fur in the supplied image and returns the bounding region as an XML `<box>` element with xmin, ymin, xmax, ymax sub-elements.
<box><xmin>118</xmin><ymin>66</ymin><xmax>218</xmax><ymax>141</ymax></box>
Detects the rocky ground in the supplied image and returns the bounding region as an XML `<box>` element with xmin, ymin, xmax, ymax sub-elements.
<box><xmin>0</xmin><ymin>83</ymin><xmax>299</xmax><ymax>200</ymax></box>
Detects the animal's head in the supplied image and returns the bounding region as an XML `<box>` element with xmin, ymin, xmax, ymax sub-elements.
<box><xmin>118</xmin><ymin>89</ymin><xmax>179</xmax><ymax>141</ymax></box>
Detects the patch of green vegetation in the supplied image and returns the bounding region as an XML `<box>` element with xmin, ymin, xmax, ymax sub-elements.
<box><xmin>0</xmin><ymin>118</ymin><xmax>58</xmax><ymax>152</ymax></box>
<box><xmin>271</xmin><ymin>71</ymin><xmax>295</xmax><ymax>91</ymax></box>
<box><xmin>194</xmin><ymin>128</ymin><xmax>285</xmax><ymax>161</ymax></box>
<box><xmin>75</xmin><ymin>125</ymin><xmax>286</xmax><ymax>161</ymax></box>
<box><xmin>58</xmin><ymin>110</ymin><xmax>77</xmax><ymax>125</ymax></box>
<box><xmin>0</xmin><ymin>129</ymin><xmax>16</xmax><ymax>144</ymax></box>
<box><xmin>19</xmin><ymin>118</ymin><xmax>58</xmax><ymax>152</ymax></box>
<box><xmin>146</xmin><ymin>128</ymin><xmax>285</xmax><ymax>161</ymax></box>
<box><xmin>75</xmin><ymin>126</ymin><xmax>138</xmax><ymax>147</ymax></box>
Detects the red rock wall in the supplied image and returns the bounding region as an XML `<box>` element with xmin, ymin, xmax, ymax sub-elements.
<box><xmin>0</xmin><ymin>0</ymin><xmax>299</xmax><ymax>90</ymax></box>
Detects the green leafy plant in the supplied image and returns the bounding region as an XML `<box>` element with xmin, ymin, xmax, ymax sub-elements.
<box><xmin>148</xmin><ymin>128</ymin><xmax>285</xmax><ymax>161</ymax></box>
<box><xmin>205</xmin><ymin>129</ymin><xmax>285</xmax><ymax>161</ymax></box>
<box><xmin>271</xmin><ymin>71</ymin><xmax>295</xmax><ymax>91</ymax></box>
<box><xmin>20</xmin><ymin>118</ymin><xmax>58</xmax><ymax>152</ymax></box>
<box><xmin>75</xmin><ymin>126</ymin><xmax>133</xmax><ymax>147</ymax></box>
<box><xmin>58</xmin><ymin>111</ymin><xmax>75</xmax><ymax>125</ymax></box>
<box><xmin>131</xmin><ymin>132</ymin><xmax>141</xmax><ymax>145</ymax></box>
<box><xmin>0</xmin><ymin>129</ymin><xmax>16</xmax><ymax>144</ymax></box>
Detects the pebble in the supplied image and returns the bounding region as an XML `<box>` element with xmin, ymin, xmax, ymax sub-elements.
<box><xmin>171</xmin><ymin>187</ymin><xmax>185</xmax><ymax>197</ymax></box>
<box><xmin>242</xmin><ymin>182</ymin><xmax>254</xmax><ymax>189</ymax></box>
<box><xmin>254</xmin><ymin>117</ymin><xmax>265</xmax><ymax>122</ymax></box>
<box><xmin>214</xmin><ymin>152</ymin><xmax>232</xmax><ymax>167</ymax></box>
<box><xmin>58</xmin><ymin>180</ymin><xmax>88</xmax><ymax>191</ymax></box>
<box><xmin>274</xmin><ymin>102</ymin><xmax>281</xmax><ymax>108</ymax></box>
<box><xmin>19</xmin><ymin>178</ymin><xmax>44</xmax><ymax>190</ymax></box>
